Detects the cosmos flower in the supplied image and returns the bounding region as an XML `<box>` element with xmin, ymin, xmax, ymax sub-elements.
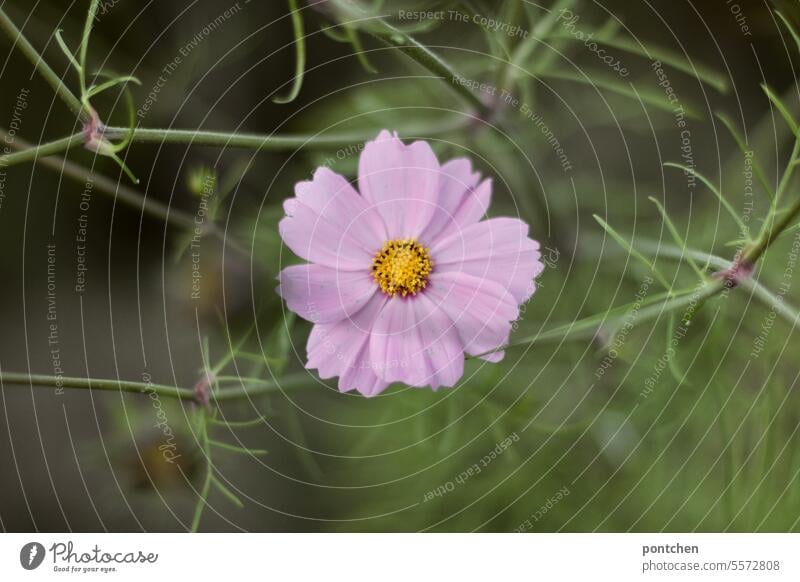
<box><xmin>277</xmin><ymin>130</ymin><xmax>543</xmax><ymax>396</ymax></box>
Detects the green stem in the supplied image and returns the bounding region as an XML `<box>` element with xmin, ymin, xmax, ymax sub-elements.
<box><xmin>213</xmin><ymin>375</ymin><xmax>315</xmax><ymax>401</ymax></box>
<box><xmin>474</xmin><ymin>281</ymin><xmax>724</xmax><ymax>359</ymax></box>
<box><xmin>272</xmin><ymin>0</ymin><xmax>305</xmax><ymax>104</ymax></box>
<box><xmin>0</xmin><ymin>371</ymin><xmax>314</xmax><ymax>403</ymax></box>
<box><xmin>366</xmin><ymin>20</ymin><xmax>491</xmax><ymax>119</ymax></box>
<box><xmin>625</xmin><ymin>238</ymin><xmax>800</xmax><ymax>325</ymax></box>
<box><xmin>743</xmin><ymin>142</ymin><xmax>800</xmax><ymax>265</ymax></box>
<box><xmin>0</xmin><ymin>117</ymin><xmax>468</xmax><ymax>168</ymax></box>
<box><xmin>0</xmin><ymin>128</ymin><xmax>192</xmax><ymax>228</ymax></box>
<box><xmin>0</xmin><ymin>132</ymin><xmax>84</xmax><ymax>167</ymax></box>
<box><xmin>0</xmin><ymin>128</ymin><xmax>249</xmax><ymax>258</ymax></box>
<box><xmin>0</xmin><ymin>371</ymin><xmax>195</xmax><ymax>400</ymax></box>
<box><xmin>190</xmin><ymin>416</ymin><xmax>213</xmax><ymax>532</ymax></box>
<box><xmin>501</xmin><ymin>0</ymin><xmax>574</xmax><ymax>91</ymax></box>
<box><xmin>103</xmin><ymin>118</ymin><xmax>466</xmax><ymax>149</ymax></box>
<box><xmin>0</xmin><ymin>8</ymin><xmax>85</xmax><ymax>118</ymax></box>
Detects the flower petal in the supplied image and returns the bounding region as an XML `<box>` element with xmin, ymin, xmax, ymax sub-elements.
<box><xmin>279</xmin><ymin>167</ymin><xmax>386</xmax><ymax>270</ymax></box>
<box><xmin>277</xmin><ymin>264</ymin><xmax>376</xmax><ymax>324</ymax></box>
<box><xmin>369</xmin><ymin>295</ymin><xmax>464</xmax><ymax>389</ymax></box>
<box><xmin>306</xmin><ymin>293</ymin><xmax>390</xmax><ymax>396</ymax></box>
<box><xmin>431</xmin><ymin>217</ymin><xmax>544</xmax><ymax>303</ymax></box>
<box><xmin>358</xmin><ymin>130</ymin><xmax>441</xmax><ymax>239</ymax></box>
<box><xmin>419</xmin><ymin>158</ymin><xmax>481</xmax><ymax>242</ymax></box>
<box><xmin>426</xmin><ymin>271</ymin><xmax>518</xmax><ymax>362</ymax></box>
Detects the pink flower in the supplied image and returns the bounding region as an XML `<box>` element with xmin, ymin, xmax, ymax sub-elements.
<box><xmin>277</xmin><ymin>130</ymin><xmax>544</xmax><ymax>396</ymax></box>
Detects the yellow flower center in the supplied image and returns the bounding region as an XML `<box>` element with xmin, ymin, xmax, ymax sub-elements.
<box><xmin>371</xmin><ymin>238</ymin><xmax>433</xmax><ymax>297</ymax></box>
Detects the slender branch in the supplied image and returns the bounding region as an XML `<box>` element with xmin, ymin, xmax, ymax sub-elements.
<box><xmin>501</xmin><ymin>0</ymin><xmax>575</xmax><ymax>90</ymax></box>
<box><xmin>743</xmin><ymin>176</ymin><xmax>800</xmax><ymax>265</ymax></box>
<box><xmin>103</xmin><ymin>117</ymin><xmax>466</xmax><ymax>150</ymax></box>
<box><xmin>0</xmin><ymin>128</ymin><xmax>249</xmax><ymax>258</ymax></box>
<box><xmin>0</xmin><ymin>116</ymin><xmax>467</xmax><ymax>169</ymax></box>
<box><xmin>634</xmin><ymin>238</ymin><xmax>800</xmax><ymax>325</ymax></box>
<box><xmin>0</xmin><ymin>371</ymin><xmax>195</xmax><ymax>400</ymax></box>
<box><xmin>366</xmin><ymin>20</ymin><xmax>492</xmax><ymax>119</ymax></box>
<box><xmin>0</xmin><ymin>8</ymin><xmax>85</xmax><ymax>118</ymax></box>
<box><xmin>213</xmin><ymin>375</ymin><xmax>316</xmax><ymax>401</ymax></box>
<box><xmin>272</xmin><ymin>0</ymin><xmax>305</xmax><ymax>104</ymax></box>
<box><xmin>478</xmin><ymin>281</ymin><xmax>723</xmax><ymax>358</ymax></box>
<box><xmin>0</xmin><ymin>114</ymin><xmax>466</xmax><ymax>164</ymax></box>
<box><xmin>0</xmin><ymin>371</ymin><xmax>315</xmax><ymax>402</ymax></box>
<box><xmin>740</xmin><ymin>278</ymin><xmax>800</xmax><ymax>325</ymax></box>
<box><xmin>0</xmin><ymin>132</ymin><xmax>84</xmax><ymax>167</ymax></box>
<box><xmin>0</xmin><ymin>128</ymin><xmax>192</xmax><ymax>228</ymax></box>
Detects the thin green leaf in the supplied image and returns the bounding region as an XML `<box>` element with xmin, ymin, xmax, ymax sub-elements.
<box><xmin>210</xmin><ymin>474</ymin><xmax>244</xmax><ymax>509</ymax></box>
<box><xmin>211</xmin><ymin>327</ymin><xmax>255</xmax><ymax>376</ymax></box>
<box><xmin>776</xmin><ymin>11</ymin><xmax>800</xmax><ymax>56</ymax></box>
<box><xmin>273</xmin><ymin>0</ymin><xmax>306</xmax><ymax>104</ymax></box>
<box><xmin>86</xmin><ymin>74</ymin><xmax>141</xmax><ymax>98</ymax></box>
<box><xmin>54</xmin><ymin>29</ymin><xmax>81</xmax><ymax>73</ymax></box>
<box><xmin>479</xmin><ymin>286</ymin><xmax>702</xmax><ymax>358</ymax></box>
<box><xmin>663</xmin><ymin>162</ymin><xmax>748</xmax><ymax>234</ymax></box>
<box><xmin>320</xmin><ymin>24</ymin><xmax>349</xmax><ymax>42</ymax></box>
<box><xmin>537</xmin><ymin>69</ymin><xmax>698</xmax><ymax>117</ymax></box>
<box><xmin>107</xmin><ymin>152</ymin><xmax>139</xmax><ymax>184</ymax></box>
<box><xmin>593</xmin><ymin>214</ymin><xmax>671</xmax><ymax>289</ymax></box>
<box><xmin>345</xmin><ymin>26</ymin><xmax>377</xmax><ymax>74</ymax></box>
<box><xmin>666</xmin><ymin>312</ymin><xmax>690</xmax><ymax>386</ymax></box>
<box><xmin>78</xmin><ymin>0</ymin><xmax>101</xmax><ymax>94</ymax></box>
<box><xmin>190</xmin><ymin>417</ymin><xmax>212</xmax><ymax>532</ymax></box>
<box><xmin>209</xmin><ymin>416</ymin><xmax>267</xmax><ymax>428</ymax></box>
<box><xmin>209</xmin><ymin>440</ymin><xmax>268</xmax><ymax>456</ymax></box>
<box><xmin>647</xmin><ymin>196</ymin><xmax>707</xmax><ymax>278</ymax></box>
<box><xmin>762</xmin><ymin>83</ymin><xmax>799</xmax><ymax>135</ymax></box>
<box><xmin>551</xmin><ymin>33</ymin><xmax>727</xmax><ymax>93</ymax></box>
<box><xmin>716</xmin><ymin>112</ymin><xmax>774</xmax><ymax>201</ymax></box>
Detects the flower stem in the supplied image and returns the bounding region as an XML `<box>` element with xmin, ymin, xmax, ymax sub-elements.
<box><xmin>0</xmin><ymin>132</ymin><xmax>85</xmax><ymax>167</ymax></box>
<box><xmin>0</xmin><ymin>116</ymin><xmax>468</xmax><ymax>169</ymax></box>
<box><xmin>0</xmin><ymin>128</ymin><xmax>249</xmax><ymax>258</ymax></box>
<box><xmin>103</xmin><ymin>117</ymin><xmax>466</xmax><ymax>150</ymax></box>
<box><xmin>0</xmin><ymin>128</ymin><xmax>191</xmax><ymax>227</ymax></box>
<box><xmin>366</xmin><ymin>20</ymin><xmax>491</xmax><ymax>119</ymax></box>
<box><xmin>740</xmin><ymin>137</ymin><xmax>800</xmax><ymax>265</ymax></box>
<box><xmin>0</xmin><ymin>8</ymin><xmax>86</xmax><ymax>119</ymax></box>
<box><xmin>635</xmin><ymin>238</ymin><xmax>800</xmax><ymax>325</ymax></box>
<box><xmin>0</xmin><ymin>370</ymin><xmax>314</xmax><ymax>403</ymax></box>
<box><xmin>0</xmin><ymin>371</ymin><xmax>196</xmax><ymax>400</ymax></box>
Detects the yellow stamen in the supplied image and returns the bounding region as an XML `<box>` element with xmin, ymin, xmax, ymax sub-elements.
<box><xmin>371</xmin><ymin>238</ymin><xmax>433</xmax><ymax>297</ymax></box>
